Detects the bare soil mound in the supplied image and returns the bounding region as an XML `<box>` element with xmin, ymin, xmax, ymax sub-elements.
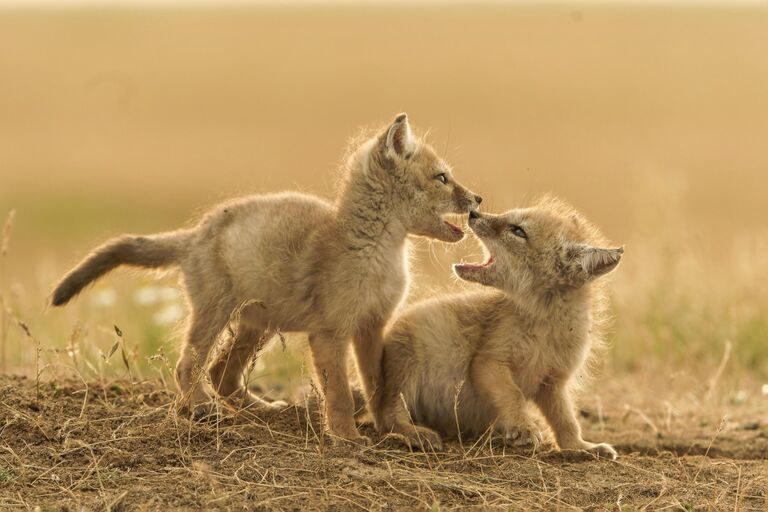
<box><xmin>0</xmin><ymin>375</ymin><xmax>765</xmax><ymax>510</ymax></box>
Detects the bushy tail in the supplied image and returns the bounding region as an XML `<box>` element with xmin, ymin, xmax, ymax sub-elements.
<box><xmin>51</xmin><ymin>230</ymin><xmax>191</xmax><ymax>307</ymax></box>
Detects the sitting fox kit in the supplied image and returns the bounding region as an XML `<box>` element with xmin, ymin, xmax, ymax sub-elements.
<box><xmin>52</xmin><ymin>114</ymin><xmax>481</xmax><ymax>443</ymax></box>
<box><xmin>375</xmin><ymin>197</ymin><xmax>622</xmax><ymax>459</ymax></box>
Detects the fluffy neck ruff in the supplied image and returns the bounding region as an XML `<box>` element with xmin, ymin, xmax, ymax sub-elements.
<box><xmin>506</xmin><ymin>279</ymin><xmax>596</xmax><ymax>332</ymax></box>
<box><xmin>334</xmin><ymin>138</ymin><xmax>410</xmax><ymax>254</ymax></box>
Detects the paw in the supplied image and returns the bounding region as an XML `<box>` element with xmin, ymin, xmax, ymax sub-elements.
<box><xmin>503</xmin><ymin>422</ymin><xmax>543</xmax><ymax>448</ymax></box>
<box><xmin>267</xmin><ymin>399</ymin><xmax>290</xmax><ymax>411</ymax></box>
<box><xmin>585</xmin><ymin>442</ymin><xmax>618</xmax><ymax>460</ymax></box>
<box><xmin>227</xmin><ymin>394</ymin><xmax>291</xmax><ymax>415</ymax></box>
<box><xmin>400</xmin><ymin>426</ymin><xmax>444</xmax><ymax>452</ymax></box>
<box><xmin>252</xmin><ymin>399</ymin><xmax>290</xmax><ymax>413</ymax></box>
<box><xmin>191</xmin><ymin>403</ymin><xmax>219</xmax><ymax>423</ymax></box>
<box><xmin>327</xmin><ymin>421</ymin><xmax>371</xmax><ymax>447</ymax></box>
<box><xmin>234</xmin><ymin>399</ymin><xmax>293</xmax><ymax>423</ymax></box>
<box><xmin>333</xmin><ymin>433</ymin><xmax>372</xmax><ymax>447</ymax></box>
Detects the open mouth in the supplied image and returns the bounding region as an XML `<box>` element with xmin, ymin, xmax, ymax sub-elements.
<box><xmin>443</xmin><ymin>219</ymin><xmax>464</xmax><ymax>237</ymax></box>
<box><xmin>454</xmin><ymin>254</ymin><xmax>495</xmax><ymax>272</ymax></box>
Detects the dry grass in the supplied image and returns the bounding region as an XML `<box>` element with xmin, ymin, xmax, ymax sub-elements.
<box><xmin>0</xmin><ymin>375</ymin><xmax>765</xmax><ymax>511</ymax></box>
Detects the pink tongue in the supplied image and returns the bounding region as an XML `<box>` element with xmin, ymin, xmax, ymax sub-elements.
<box><xmin>456</xmin><ymin>256</ymin><xmax>494</xmax><ymax>270</ymax></box>
<box><xmin>444</xmin><ymin>221</ymin><xmax>464</xmax><ymax>236</ymax></box>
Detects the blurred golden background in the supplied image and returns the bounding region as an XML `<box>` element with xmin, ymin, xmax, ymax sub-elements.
<box><xmin>1</xmin><ymin>3</ymin><xmax>766</xmax><ymax>395</ymax></box>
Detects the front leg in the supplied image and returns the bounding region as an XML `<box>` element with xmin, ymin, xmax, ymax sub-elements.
<box><xmin>352</xmin><ymin>323</ymin><xmax>384</xmax><ymax>425</ymax></box>
<box><xmin>309</xmin><ymin>331</ymin><xmax>369</xmax><ymax>445</ymax></box>
<box><xmin>533</xmin><ymin>381</ymin><xmax>617</xmax><ymax>460</ymax></box>
<box><xmin>470</xmin><ymin>354</ymin><xmax>541</xmax><ymax>447</ymax></box>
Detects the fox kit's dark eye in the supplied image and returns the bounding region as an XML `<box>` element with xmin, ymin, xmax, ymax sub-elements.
<box><xmin>434</xmin><ymin>173</ymin><xmax>448</xmax><ymax>185</ymax></box>
<box><xmin>509</xmin><ymin>224</ymin><xmax>527</xmax><ymax>239</ymax></box>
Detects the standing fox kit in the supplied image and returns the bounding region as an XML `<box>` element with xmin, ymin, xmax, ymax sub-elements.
<box><xmin>52</xmin><ymin>114</ymin><xmax>481</xmax><ymax>443</ymax></box>
<box><xmin>375</xmin><ymin>197</ymin><xmax>622</xmax><ymax>459</ymax></box>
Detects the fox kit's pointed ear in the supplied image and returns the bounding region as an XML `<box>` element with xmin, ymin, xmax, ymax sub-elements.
<box><xmin>566</xmin><ymin>244</ymin><xmax>624</xmax><ymax>283</ymax></box>
<box><xmin>385</xmin><ymin>113</ymin><xmax>416</xmax><ymax>160</ymax></box>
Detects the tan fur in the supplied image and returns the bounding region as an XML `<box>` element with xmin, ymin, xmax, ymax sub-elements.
<box><xmin>51</xmin><ymin>232</ymin><xmax>191</xmax><ymax>306</ymax></box>
<box><xmin>51</xmin><ymin>114</ymin><xmax>481</xmax><ymax>442</ymax></box>
<box><xmin>375</xmin><ymin>196</ymin><xmax>622</xmax><ymax>458</ymax></box>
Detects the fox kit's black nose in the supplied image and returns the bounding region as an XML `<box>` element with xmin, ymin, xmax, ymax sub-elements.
<box><xmin>474</xmin><ymin>195</ymin><xmax>483</xmax><ymax>204</ymax></box>
<box><xmin>469</xmin><ymin>210</ymin><xmax>480</xmax><ymax>220</ymax></box>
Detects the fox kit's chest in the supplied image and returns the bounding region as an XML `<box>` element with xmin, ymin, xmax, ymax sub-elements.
<box><xmin>486</xmin><ymin>314</ymin><xmax>590</xmax><ymax>394</ymax></box>
<box><xmin>349</xmin><ymin>246</ymin><xmax>410</xmax><ymax>324</ymax></box>
<box><xmin>521</xmin><ymin>322</ymin><xmax>591</xmax><ymax>385</ymax></box>
<box><xmin>298</xmin><ymin>238</ymin><xmax>410</xmax><ymax>335</ymax></box>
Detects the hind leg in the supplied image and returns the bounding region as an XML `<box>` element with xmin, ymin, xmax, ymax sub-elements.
<box><xmin>208</xmin><ymin>326</ymin><xmax>288</xmax><ymax>412</ymax></box>
<box><xmin>175</xmin><ymin>308</ymin><xmax>230</xmax><ymax>418</ymax></box>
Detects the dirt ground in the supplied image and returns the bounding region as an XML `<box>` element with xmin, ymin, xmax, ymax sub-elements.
<box><xmin>0</xmin><ymin>375</ymin><xmax>765</xmax><ymax>511</ymax></box>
